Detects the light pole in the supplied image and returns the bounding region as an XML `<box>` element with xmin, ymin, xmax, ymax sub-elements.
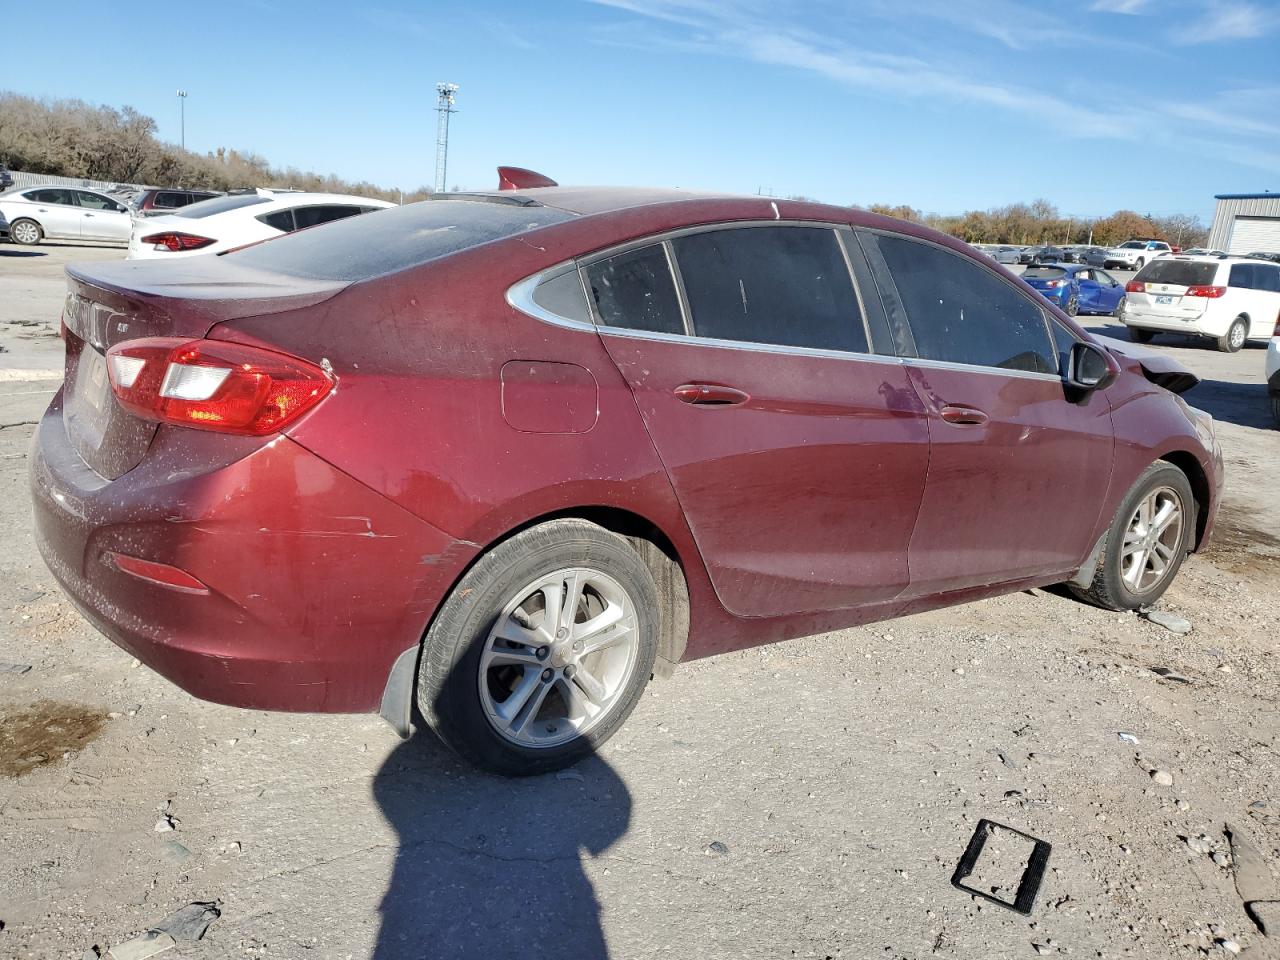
<box><xmin>177</xmin><ymin>89</ymin><xmax>187</xmax><ymax>150</ymax></box>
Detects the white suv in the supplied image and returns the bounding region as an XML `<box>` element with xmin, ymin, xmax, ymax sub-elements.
<box><xmin>1105</xmin><ymin>239</ymin><xmax>1173</xmax><ymax>271</ymax></box>
<box><xmin>1267</xmin><ymin>323</ymin><xmax>1280</xmax><ymax>425</ymax></box>
<box><xmin>1124</xmin><ymin>255</ymin><xmax>1280</xmax><ymax>352</ymax></box>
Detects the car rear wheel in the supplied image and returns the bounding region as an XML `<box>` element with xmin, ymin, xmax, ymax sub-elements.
<box><xmin>416</xmin><ymin>518</ymin><xmax>659</xmax><ymax>776</ymax></box>
<box><xmin>10</xmin><ymin>218</ymin><xmax>41</xmax><ymax>246</ymax></box>
<box><xmin>1069</xmin><ymin>462</ymin><xmax>1193</xmax><ymax>611</ymax></box>
<box><xmin>1271</xmin><ymin>395</ymin><xmax>1280</xmax><ymax>427</ymax></box>
<box><xmin>1134</xmin><ymin>258</ymin><xmax>1145</xmax><ymax>271</ymax></box>
<box><xmin>1217</xmin><ymin>317</ymin><xmax>1247</xmax><ymax>353</ymax></box>
<box><xmin>1065</xmin><ymin>295</ymin><xmax>1079</xmax><ymax>317</ymax></box>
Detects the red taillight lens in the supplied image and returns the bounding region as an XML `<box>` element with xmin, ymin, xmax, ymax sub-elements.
<box><xmin>1184</xmin><ymin>285</ymin><xmax>1226</xmax><ymax>298</ymax></box>
<box><xmin>1043</xmin><ymin>279</ymin><xmax>1063</xmax><ymax>289</ymax></box>
<box><xmin>140</xmin><ymin>231</ymin><xmax>215</xmax><ymax>252</ymax></box>
<box><xmin>105</xmin><ymin>337</ymin><xmax>334</xmax><ymax>435</ymax></box>
<box><xmin>1125</xmin><ymin>280</ymin><xmax>1145</xmax><ymax>293</ymax></box>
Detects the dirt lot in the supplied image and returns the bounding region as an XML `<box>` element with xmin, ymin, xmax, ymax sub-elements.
<box><xmin>1</xmin><ymin>245</ymin><xmax>1278</xmax><ymax>960</ymax></box>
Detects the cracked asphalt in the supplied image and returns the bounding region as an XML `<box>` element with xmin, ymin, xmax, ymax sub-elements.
<box><xmin>2</xmin><ymin>245</ymin><xmax>1279</xmax><ymax>960</ymax></box>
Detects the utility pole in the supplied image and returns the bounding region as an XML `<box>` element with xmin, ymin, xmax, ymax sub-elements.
<box><xmin>177</xmin><ymin>90</ymin><xmax>187</xmax><ymax>151</ymax></box>
<box><xmin>434</xmin><ymin>83</ymin><xmax>459</xmax><ymax>194</ymax></box>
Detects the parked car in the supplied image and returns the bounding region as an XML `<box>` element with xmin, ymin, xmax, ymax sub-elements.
<box><xmin>1124</xmin><ymin>255</ymin><xmax>1280</xmax><ymax>352</ymax></box>
<box><xmin>1104</xmin><ymin>239</ymin><xmax>1173</xmax><ymax>271</ymax></box>
<box><xmin>0</xmin><ymin>186</ymin><xmax>132</xmax><ymax>245</ymax></box>
<box><xmin>1028</xmin><ymin>245</ymin><xmax>1066</xmax><ymax>265</ymax></box>
<box><xmin>0</xmin><ymin>211</ymin><xmax>9</xmax><ymax>242</ymax></box>
<box><xmin>1017</xmin><ymin>247</ymin><xmax>1037</xmax><ymax>264</ymax></box>
<box><xmin>31</xmin><ymin>175</ymin><xmax>1223</xmax><ymax>775</ymax></box>
<box><xmin>1244</xmin><ymin>251</ymin><xmax>1280</xmax><ymax>264</ymax></box>
<box><xmin>0</xmin><ymin>164</ymin><xmax>13</xmax><ymax>192</ymax></box>
<box><xmin>127</xmin><ymin>188</ymin><xmax>394</xmax><ymax>258</ymax></box>
<box><xmin>1181</xmin><ymin>248</ymin><xmax>1226</xmax><ymax>258</ymax></box>
<box><xmin>1021</xmin><ymin>264</ymin><xmax>1127</xmax><ymax>317</ymax></box>
<box><xmin>130</xmin><ymin>187</ymin><xmax>224</xmax><ymax>217</ymax></box>
<box><xmin>1080</xmin><ymin>246</ymin><xmax>1111</xmax><ymax>267</ymax></box>
<box><xmin>1267</xmin><ymin>323</ymin><xmax>1280</xmax><ymax>426</ymax></box>
<box><xmin>993</xmin><ymin>246</ymin><xmax>1022</xmax><ymax>264</ymax></box>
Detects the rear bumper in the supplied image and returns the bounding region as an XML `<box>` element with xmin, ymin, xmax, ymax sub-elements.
<box><xmin>31</xmin><ymin>392</ymin><xmax>476</xmax><ymax>713</ymax></box>
<box><xmin>1124</xmin><ymin>307</ymin><xmax>1219</xmax><ymax>337</ymax></box>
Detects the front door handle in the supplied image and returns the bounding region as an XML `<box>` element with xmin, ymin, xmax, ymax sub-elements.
<box><xmin>674</xmin><ymin>383</ymin><xmax>750</xmax><ymax>406</ymax></box>
<box><xmin>939</xmin><ymin>404</ymin><xmax>989</xmax><ymax>425</ymax></box>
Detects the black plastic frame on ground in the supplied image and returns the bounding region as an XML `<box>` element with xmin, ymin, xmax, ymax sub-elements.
<box><xmin>950</xmin><ymin>818</ymin><xmax>1051</xmax><ymax>915</ymax></box>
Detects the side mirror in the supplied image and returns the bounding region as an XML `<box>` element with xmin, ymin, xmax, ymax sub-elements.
<box><xmin>1067</xmin><ymin>341</ymin><xmax>1118</xmax><ymax>394</ymax></box>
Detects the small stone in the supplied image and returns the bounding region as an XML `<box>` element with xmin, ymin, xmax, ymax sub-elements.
<box><xmin>0</xmin><ymin>662</ymin><xmax>33</xmax><ymax>675</ymax></box>
<box><xmin>1217</xmin><ymin>664</ymin><xmax>1232</xmax><ymax>673</ymax></box>
<box><xmin>1186</xmin><ymin>835</ymin><xmax>1212</xmax><ymax>854</ymax></box>
<box><xmin>1151</xmin><ymin>769</ymin><xmax>1174</xmax><ymax>786</ymax></box>
<box><xmin>105</xmin><ymin>930</ymin><xmax>175</xmax><ymax>959</ymax></box>
<box><xmin>1211</xmin><ymin>851</ymin><xmax>1231</xmax><ymax>868</ymax></box>
<box><xmin>1032</xmin><ymin>943</ymin><xmax>1053</xmax><ymax>956</ymax></box>
<box><xmin>1145</xmin><ymin>610</ymin><xmax>1192</xmax><ymax>634</ymax></box>
<box><xmin>1151</xmin><ymin>666</ymin><xmax>1192</xmax><ymax>683</ymax></box>
<box><xmin>161</xmin><ymin>840</ymin><xmax>190</xmax><ymax>863</ymax></box>
<box><xmin>1178</xmin><ymin>799</ymin><xmax>1191</xmax><ymax>812</ymax></box>
<box><xmin>154</xmin><ymin>816</ymin><xmax>174</xmax><ymax>833</ymax></box>
<box><xmin>954</xmin><ymin>667</ymin><xmax>965</xmax><ymax>676</ymax></box>
<box><xmin>1118</xmin><ymin>732</ymin><xmax>1140</xmax><ymax>745</ymax></box>
<box><xmin>81</xmin><ymin>948</ymin><xmax>101</xmax><ymax>960</ymax></box>
<box><xmin>705</xmin><ymin>840</ymin><xmax>729</xmax><ymax>856</ymax></box>
<box><xmin>1218</xmin><ymin>940</ymin><xmax>1240</xmax><ymax>955</ymax></box>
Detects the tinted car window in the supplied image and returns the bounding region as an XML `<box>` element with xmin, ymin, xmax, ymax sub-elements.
<box><xmin>1023</xmin><ymin>266</ymin><xmax>1067</xmax><ymax>280</ymax></box>
<box><xmin>75</xmin><ymin>191</ymin><xmax>117</xmax><ymax>210</ymax></box>
<box><xmin>584</xmin><ymin>244</ymin><xmax>685</xmax><ymax>336</ymax></box>
<box><xmin>154</xmin><ymin>191</ymin><xmax>185</xmax><ymax>208</ymax></box>
<box><xmin>875</xmin><ymin>234</ymin><xmax>1055</xmax><ymax>374</ymax></box>
<box><xmin>258</xmin><ymin>209</ymin><xmax>296</xmax><ymax>232</ymax></box>
<box><xmin>292</xmin><ymin>204</ymin><xmax>365</xmax><ymax>229</ymax></box>
<box><xmin>1257</xmin><ymin>265</ymin><xmax>1280</xmax><ymax>293</ymax></box>
<box><xmin>227</xmin><ymin>199</ymin><xmax>572</xmax><ymax>281</ymax></box>
<box><xmin>1136</xmin><ymin>260</ymin><xmax>1218</xmax><ymax>286</ymax></box>
<box><xmin>672</xmin><ymin>226</ymin><xmax>868</xmax><ymax>353</ymax></box>
<box><xmin>28</xmin><ymin>188</ymin><xmax>75</xmax><ymax>205</ymax></box>
<box><xmin>1228</xmin><ymin>263</ymin><xmax>1256</xmax><ymax>289</ymax></box>
<box><xmin>177</xmin><ymin>194</ymin><xmax>272</xmax><ymax>218</ymax></box>
<box><xmin>1051</xmin><ymin>320</ymin><xmax>1078</xmax><ymax>373</ymax></box>
<box><xmin>532</xmin><ymin>270</ymin><xmax>591</xmax><ymax>324</ymax></box>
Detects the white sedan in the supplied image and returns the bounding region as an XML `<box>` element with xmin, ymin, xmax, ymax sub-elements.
<box><xmin>127</xmin><ymin>188</ymin><xmax>395</xmax><ymax>259</ymax></box>
<box><xmin>0</xmin><ymin>186</ymin><xmax>133</xmax><ymax>245</ymax></box>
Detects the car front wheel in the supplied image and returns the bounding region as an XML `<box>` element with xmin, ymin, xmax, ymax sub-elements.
<box><xmin>416</xmin><ymin>518</ymin><xmax>659</xmax><ymax>776</ymax></box>
<box><xmin>1069</xmin><ymin>462</ymin><xmax>1193</xmax><ymax>611</ymax></box>
<box><xmin>10</xmin><ymin>218</ymin><xmax>41</xmax><ymax>245</ymax></box>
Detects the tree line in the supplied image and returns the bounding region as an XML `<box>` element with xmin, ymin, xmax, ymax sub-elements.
<box><xmin>1</xmin><ymin>92</ymin><xmax>1211</xmax><ymax>247</ymax></box>
<box><xmin>861</xmin><ymin>200</ymin><xmax>1209</xmax><ymax>249</ymax></box>
<box><xmin>0</xmin><ymin>92</ymin><xmax>433</xmax><ymax>203</ymax></box>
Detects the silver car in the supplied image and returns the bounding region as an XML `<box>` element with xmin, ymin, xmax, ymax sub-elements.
<box><xmin>0</xmin><ymin>186</ymin><xmax>133</xmax><ymax>246</ymax></box>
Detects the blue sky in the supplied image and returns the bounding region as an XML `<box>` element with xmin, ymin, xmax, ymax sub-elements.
<box><xmin>5</xmin><ymin>0</ymin><xmax>1278</xmax><ymax>220</ymax></box>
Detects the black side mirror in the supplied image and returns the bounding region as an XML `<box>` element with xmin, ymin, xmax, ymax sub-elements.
<box><xmin>1067</xmin><ymin>341</ymin><xmax>1117</xmax><ymax>394</ymax></box>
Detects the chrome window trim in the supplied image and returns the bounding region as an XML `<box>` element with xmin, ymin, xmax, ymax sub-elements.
<box><xmin>505</xmin><ymin>270</ymin><xmax>597</xmax><ymax>334</ymax></box>
<box><xmin>902</xmin><ymin>356</ymin><xmax>1063</xmax><ymax>383</ymax></box>
<box><xmin>592</xmin><ymin>322</ymin><xmax>904</xmax><ymax>367</ymax></box>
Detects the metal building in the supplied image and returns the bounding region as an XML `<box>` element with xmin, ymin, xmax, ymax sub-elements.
<box><xmin>1207</xmin><ymin>192</ymin><xmax>1280</xmax><ymax>254</ymax></box>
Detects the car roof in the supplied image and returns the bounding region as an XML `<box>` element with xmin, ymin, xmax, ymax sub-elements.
<box><xmin>463</xmin><ymin>185</ymin><xmax>732</xmax><ymax>216</ymax></box>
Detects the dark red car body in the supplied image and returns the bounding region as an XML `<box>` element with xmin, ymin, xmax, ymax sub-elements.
<box><xmin>30</xmin><ymin>186</ymin><xmax>1223</xmax><ymax>731</ymax></box>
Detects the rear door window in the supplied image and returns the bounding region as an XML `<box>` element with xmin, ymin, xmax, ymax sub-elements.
<box><xmin>258</xmin><ymin>209</ymin><xmax>296</xmax><ymax>232</ymax></box>
<box><xmin>28</xmin><ymin>188</ymin><xmax>75</xmax><ymax>205</ymax></box>
<box><xmin>75</xmin><ymin>191</ymin><xmax>117</xmax><ymax>210</ymax></box>
<box><xmin>1228</xmin><ymin>263</ymin><xmax>1256</xmax><ymax>289</ymax></box>
<box><xmin>873</xmin><ymin>234</ymin><xmax>1056</xmax><ymax>374</ymax></box>
<box><xmin>1257</xmin><ymin>265</ymin><xmax>1280</xmax><ymax>293</ymax></box>
<box><xmin>153</xmin><ymin>191</ymin><xmax>186</xmax><ymax>208</ymax></box>
<box><xmin>584</xmin><ymin>244</ymin><xmax>685</xmax><ymax>336</ymax></box>
<box><xmin>292</xmin><ymin>204</ymin><xmax>366</xmax><ymax>229</ymax></box>
<box><xmin>670</xmin><ymin>226</ymin><xmax>868</xmax><ymax>353</ymax></box>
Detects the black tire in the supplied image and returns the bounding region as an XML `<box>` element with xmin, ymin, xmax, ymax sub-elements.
<box><xmin>416</xmin><ymin>518</ymin><xmax>659</xmax><ymax>776</ymax></box>
<box><xmin>10</xmin><ymin>218</ymin><xmax>41</xmax><ymax>246</ymax></box>
<box><xmin>1112</xmin><ymin>299</ymin><xmax>1127</xmax><ymax>320</ymax></box>
<box><xmin>1217</xmin><ymin>317</ymin><xmax>1247</xmax><ymax>353</ymax></box>
<box><xmin>1134</xmin><ymin>258</ymin><xmax>1145</xmax><ymax>271</ymax></box>
<box><xmin>1069</xmin><ymin>462</ymin><xmax>1194</xmax><ymax>611</ymax></box>
<box><xmin>1272</xmin><ymin>395</ymin><xmax>1280</xmax><ymax>427</ymax></box>
<box><xmin>1128</xmin><ymin>327</ymin><xmax>1155</xmax><ymax>343</ymax></box>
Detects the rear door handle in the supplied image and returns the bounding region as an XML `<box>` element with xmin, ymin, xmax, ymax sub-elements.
<box><xmin>674</xmin><ymin>383</ymin><xmax>750</xmax><ymax>406</ymax></box>
<box><xmin>939</xmin><ymin>404</ymin><xmax>989</xmax><ymax>425</ymax></box>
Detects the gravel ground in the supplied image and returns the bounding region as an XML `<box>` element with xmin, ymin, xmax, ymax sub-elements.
<box><xmin>1</xmin><ymin>246</ymin><xmax>1278</xmax><ymax>960</ymax></box>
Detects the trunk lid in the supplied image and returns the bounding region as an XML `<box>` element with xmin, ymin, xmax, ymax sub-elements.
<box><xmin>61</xmin><ymin>256</ymin><xmax>347</xmax><ymax>479</ymax></box>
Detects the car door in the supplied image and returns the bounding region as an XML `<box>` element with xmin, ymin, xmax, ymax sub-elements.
<box><xmin>75</xmin><ymin>191</ymin><xmax>131</xmax><ymax>241</ymax></box>
<box><xmin>857</xmin><ymin>230</ymin><xmax>1114</xmax><ymax>596</ymax></box>
<box><xmin>1255</xmin><ymin>265</ymin><xmax>1280</xmax><ymax>337</ymax></box>
<box><xmin>24</xmin><ymin>188</ymin><xmax>82</xmax><ymax>239</ymax></box>
<box><xmin>1074</xmin><ymin>268</ymin><xmax>1101</xmax><ymax>312</ymax></box>
<box><xmin>586</xmin><ymin>224</ymin><xmax>932</xmax><ymax>618</ymax></box>
<box><xmin>1093</xmin><ymin>269</ymin><xmax>1124</xmax><ymax>312</ymax></box>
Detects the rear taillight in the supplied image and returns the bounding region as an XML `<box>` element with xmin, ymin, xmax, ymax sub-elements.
<box><xmin>105</xmin><ymin>337</ymin><xmax>334</xmax><ymax>435</ymax></box>
<box><xmin>140</xmin><ymin>231</ymin><xmax>215</xmax><ymax>252</ymax></box>
<box><xmin>1184</xmin><ymin>285</ymin><xmax>1226</xmax><ymax>298</ymax></box>
<box><xmin>1043</xmin><ymin>280</ymin><xmax>1063</xmax><ymax>289</ymax></box>
<box><xmin>1125</xmin><ymin>280</ymin><xmax>1145</xmax><ymax>293</ymax></box>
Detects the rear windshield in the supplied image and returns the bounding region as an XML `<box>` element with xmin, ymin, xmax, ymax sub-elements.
<box><xmin>225</xmin><ymin>199</ymin><xmax>574</xmax><ymax>281</ymax></box>
<box><xmin>1134</xmin><ymin>260</ymin><xmax>1217</xmax><ymax>286</ymax></box>
<box><xmin>176</xmin><ymin>194</ymin><xmax>272</xmax><ymax>218</ymax></box>
<box><xmin>1023</xmin><ymin>267</ymin><xmax>1066</xmax><ymax>280</ymax></box>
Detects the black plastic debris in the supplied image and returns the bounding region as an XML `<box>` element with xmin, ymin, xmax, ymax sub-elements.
<box><xmin>150</xmin><ymin>902</ymin><xmax>220</xmax><ymax>942</ymax></box>
<box><xmin>951</xmin><ymin>819</ymin><xmax>1051</xmax><ymax>915</ymax></box>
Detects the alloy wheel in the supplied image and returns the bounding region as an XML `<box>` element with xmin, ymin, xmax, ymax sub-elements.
<box><xmin>12</xmin><ymin>220</ymin><xmax>39</xmax><ymax>245</ymax></box>
<box><xmin>1120</xmin><ymin>486</ymin><xmax>1183</xmax><ymax>593</ymax></box>
<box><xmin>478</xmin><ymin>567</ymin><xmax>640</xmax><ymax>749</ymax></box>
<box><xmin>1230</xmin><ymin>321</ymin><xmax>1246</xmax><ymax>351</ymax></box>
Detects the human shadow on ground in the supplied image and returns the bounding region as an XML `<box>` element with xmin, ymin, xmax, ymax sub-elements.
<box><xmin>372</xmin><ymin>720</ymin><xmax>629</xmax><ymax>959</ymax></box>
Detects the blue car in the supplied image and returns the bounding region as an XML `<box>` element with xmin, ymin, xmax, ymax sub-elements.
<box><xmin>1020</xmin><ymin>263</ymin><xmax>1127</xmax><ymax>317</ymax></box>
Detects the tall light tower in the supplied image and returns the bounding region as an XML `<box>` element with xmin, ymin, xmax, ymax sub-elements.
<box><xmin>434</xmin><ymin>82</ymin><xmax>459</xmax><ymax>194</ymax></box>
<box><xmin>177</xmin><ymin>89</ymin><xmax>188</xmax><ymax>150</ymax></box>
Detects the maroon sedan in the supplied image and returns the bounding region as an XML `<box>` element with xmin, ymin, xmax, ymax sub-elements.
<box><xmin>31</xmin><ymin>173</ymin><xmax>1223</xmax><ymax>774</ymax></box>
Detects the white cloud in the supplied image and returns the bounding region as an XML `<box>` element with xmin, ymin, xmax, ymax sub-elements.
<box><xmin>1178</xmin><ymin>1</ymin><xmax>1278</xmax><ymax>43</ymax></box>
<box><xmin>1089</xmin><ymin>0</ymin><xmax>1151</xmax><ymax>13</ymax></box>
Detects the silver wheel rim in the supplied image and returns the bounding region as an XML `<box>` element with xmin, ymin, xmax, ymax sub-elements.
<box><xmin>1121</xmin><ymin>486</ymin><xmax>1183</xmax><ymax>593</ymax></box>
<box><xmin>1230</xmin><ymin>321</ymin><xmax>1246</xmax><ymax>349</ymax></box>
<box><xmin>478</xmin><ymin>567</ymin><xmax>640</xmax><ymax>749</ymax></box>
<box><xmin>13</xmin><ymin>221</ymin><xmax>38</xmax><ymax>244</ymax></box>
